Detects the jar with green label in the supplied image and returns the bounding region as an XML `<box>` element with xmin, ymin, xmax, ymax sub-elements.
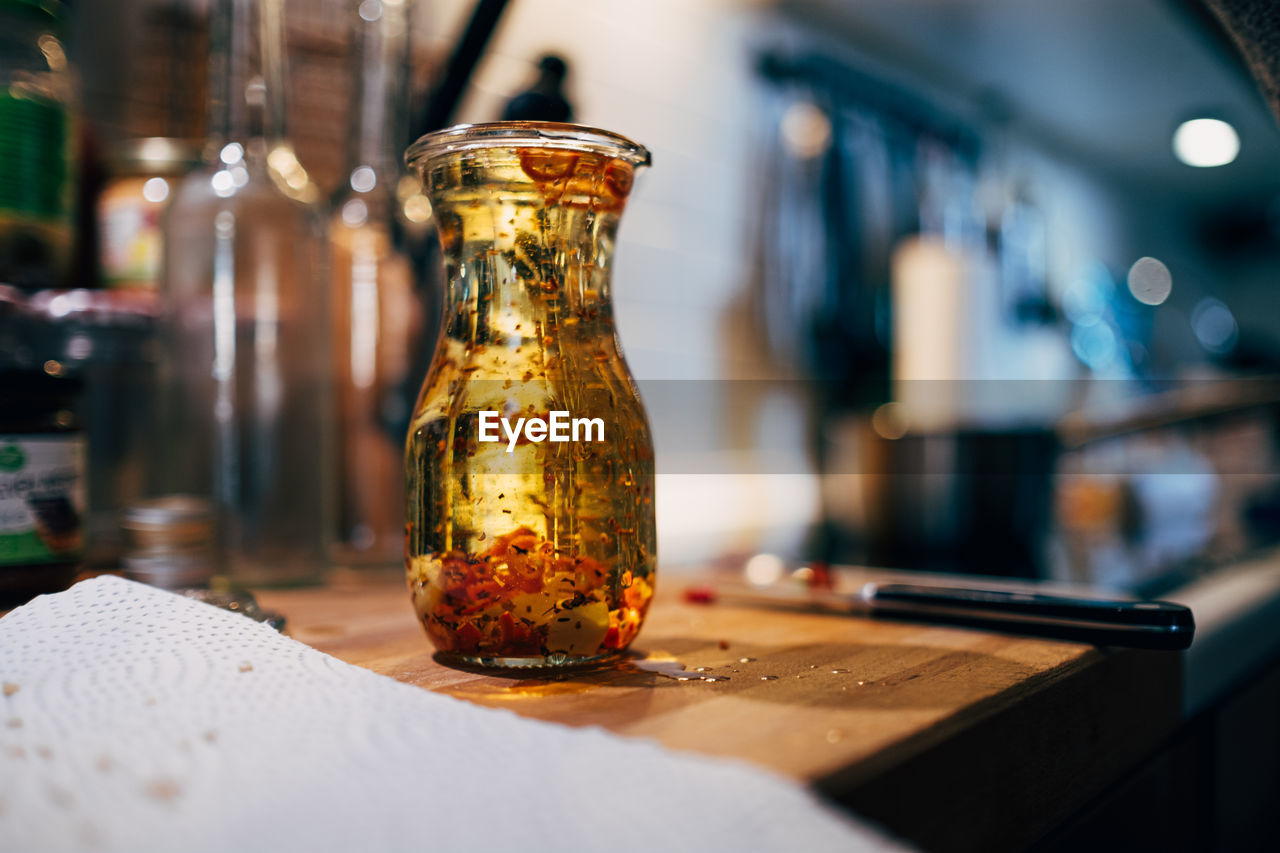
<box><xmin>0</xmin><ymin>365</ymin><xmax>84</xmax><ymax>607</ymax></box>
<box><xmin>0</xmin><ymin>0</ymin><xmax>76</xmax><ymax>292</ymax></box>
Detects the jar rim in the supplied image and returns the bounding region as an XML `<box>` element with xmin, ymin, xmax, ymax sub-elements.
<box><xmin>405</xmin><ymin>121</ymin><xmax>651</xmax><ymax>170</ymax></box>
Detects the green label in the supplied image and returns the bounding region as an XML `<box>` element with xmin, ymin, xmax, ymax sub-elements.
<box><xmin>0</xmin><ymin>443</ymin><xmax>25</xmax><ymax>472</ymax></box>
<box><xmin>0</xmin><ymin>529</ymin><xmax>64</xmax><ymax>563</ymax></box>
<box><xmin>0</xmin><ymin>435</ymin><xmax>84</xmax><ymax>566</ymax></box>
<box><xmin>0</xmin><ymin>93</ymin><xmax>71</xmax><ymax>221</ymax></box>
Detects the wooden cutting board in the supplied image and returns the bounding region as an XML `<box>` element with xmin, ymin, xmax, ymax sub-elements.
<box><xmin>257</xmin><ymin>572</ymin><xmax>1180</xmax><ymax>853</ymax></box>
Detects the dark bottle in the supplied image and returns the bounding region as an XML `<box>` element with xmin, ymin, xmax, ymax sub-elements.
<box><xmin>501</xmin><ymin>54</ymin><xmax>573</xmax><ymax>123</ymax></box>
<box><xmin>0</xmin><ymin>0</ymin><xmax>77</xmax><ymax>291</ymax></box>
<box><xmin>0</xmin><ymin>365</ymin><xmax>84</xmax><ymax>607</ymax></box>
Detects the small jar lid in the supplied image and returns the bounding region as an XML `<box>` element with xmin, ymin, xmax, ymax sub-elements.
<box><xmin>122</xmin><ymin>551</ymin><xmax>215</xmax><ymax>590</ymax></box>
<box><xmin>122</xmin><ymin>495</ymin><xmax>215</xmax><ymax>551</ymax></box>
<box><xmin>104</xmin><ymin>137</ymin><xmax>201</xmax><ymax>178</ymax></box>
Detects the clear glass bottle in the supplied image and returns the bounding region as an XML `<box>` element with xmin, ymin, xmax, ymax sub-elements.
<box><xmin>0</xmin><ymin>0</ymin><xmax>76</xmax><ymax>291</ymax></box>
<box><xmin>329</xmin><ymin>0</ymin><xmax>416</xmax><ymax>567</ymax></box>
<box><xmin>158</xmin><ymin>0</ymin><xmax>331</xmax><ymax>587</ymax></box>
<box><xmin>405</xmin><ymin>122</ymin><xmax>656</xmax><ymax>667</ymax></box>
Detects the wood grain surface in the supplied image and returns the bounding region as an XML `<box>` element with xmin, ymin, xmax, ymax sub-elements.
<box><xmin>256</xmin><ymin>572</ymin><xmax>1181</xmax><ymax>852</ymax></box>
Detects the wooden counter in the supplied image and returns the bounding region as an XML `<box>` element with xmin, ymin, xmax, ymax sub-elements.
<box><xmin>257</xmin><ymin>573</ymin><xmax>1182</xmax><ymax>853</ymax></box>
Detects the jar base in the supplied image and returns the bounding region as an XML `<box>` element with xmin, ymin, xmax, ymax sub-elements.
<box><xmin>437</xmin><ymin>649</ymin><xmax>623</xmax><ymax>670</ymax></box>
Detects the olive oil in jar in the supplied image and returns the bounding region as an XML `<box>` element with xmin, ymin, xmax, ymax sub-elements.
<box><xmin>405</xmin><ymin>123</ymin><xmax>655</xmax><ymax>667</ymax></box>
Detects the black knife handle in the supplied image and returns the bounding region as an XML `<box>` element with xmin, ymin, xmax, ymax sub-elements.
<box><xmin>862</xmin><ymin>583</ymin><xmax>1195</xmax><ymax>650</ymax></box>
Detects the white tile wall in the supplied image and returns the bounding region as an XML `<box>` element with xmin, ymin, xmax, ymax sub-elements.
<box><xmin>416</xmin><ymin>0</ymin><xmax>768</xmax><ymax>382</ymax></box>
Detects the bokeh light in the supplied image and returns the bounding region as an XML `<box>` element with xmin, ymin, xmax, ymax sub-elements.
<box><xmin>1190</xmin><ymin>297</ymin><xmax>1238</xmax><ymax>353</ymax></box>
<box><xmin>1173</xmin><ymin>118</ymin><xmax>1239</xmax><ymax>168</ymax></box>
<box><xmin>781</xmin><ymin>101</ymin><xmax>832</xmax><ymax>160</ymax></box>
<box><xmin>1127</xmin><ymin>256</ymin><xmax>1172</xmax><ymax>306</ymax></box>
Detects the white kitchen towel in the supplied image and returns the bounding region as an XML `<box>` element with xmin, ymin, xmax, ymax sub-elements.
<box><xmin>0</xmin><ymin>576</ymin><xmax>904</xmax><ymax>853</ymax></box>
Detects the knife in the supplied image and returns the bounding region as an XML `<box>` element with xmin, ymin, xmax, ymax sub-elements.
<box><xmin>691</xmin><ymin>581</ymin><xmax>1195</xmax><ymax>650</ymax></box>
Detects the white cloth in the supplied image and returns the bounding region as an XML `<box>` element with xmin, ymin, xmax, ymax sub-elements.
<box><xmin>0</xmin><ymin>576</ymin><xmax>902</xmax><ymax>852</ymax></box>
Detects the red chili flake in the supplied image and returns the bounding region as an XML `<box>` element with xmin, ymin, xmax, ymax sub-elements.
<box><xmin>604</xmin><ymin>159</ymin><xmax>634</xmax><ymax>197</ymax></box>
<box><xmin>809</xmin><ymin>562</ymin><xmax>834</xmax><ymax>590</ymax></box>
<box><xmin>518</xmin><ymin>149</ymin><xmax>579</xmax><ymax>182</ymax></box>
<box><xmin>683</xmin><ymin>586</ymin><xmax>717</xmax><ymax>605</ymax></box>
<box><xmin>453</xmin><ymin>622</ymin><xmax>483</xmax><ymax>653</ymax></box>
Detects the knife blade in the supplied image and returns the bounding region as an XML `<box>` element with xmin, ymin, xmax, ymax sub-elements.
<box><xmin>691</xmin><ymin>580</ymin><xmax>1195</xmax><ymax>650</ymax></box>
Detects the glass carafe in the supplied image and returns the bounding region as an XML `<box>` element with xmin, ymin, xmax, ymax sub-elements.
<box><xmin>329</xmin><ymin>0</ymin><xmax>415</xmax><ymax>566</ymax></box>
<box><xmin>158</xmin><ymin>0</ymin><xmax>331</xmax><ymax>586</ymax></box>
<box><xmin>404</xmin><ymin>122</ymin><xmax>656</xmax><ymax>667</ymax></box>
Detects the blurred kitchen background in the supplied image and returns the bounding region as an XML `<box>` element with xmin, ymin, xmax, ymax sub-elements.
<box><xmin>5</xmin><ymin>0</ymin><xmax>1280</xmax><ymax>598</ymax></box>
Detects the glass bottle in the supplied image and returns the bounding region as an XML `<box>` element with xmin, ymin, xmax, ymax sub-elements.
<box><xmin>158</xmin><ymin>0</ymin><xmax>331</xmax><ymax>586</ymax></box>
<box><xmin>0</xmin><ymin>0</ymin><xmax>76</xmax><ymax>291</ymax></box>
<box><xmin>329</xmin><ymin>0</ymin><xmax>416</xmax><ymax>567</ymax></box>
<box><xmin>404</xmin><ymin>122</ymin><xmax>656</xmax><ymax>667</ymax></box>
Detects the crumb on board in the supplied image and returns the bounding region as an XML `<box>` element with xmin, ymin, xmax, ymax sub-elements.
<box><xmin>202</xmin><ymin>730</ymin><xmax>217</xmax><ymax>744</ymax></box>
<box><xmin>2</xmin><ymin>683</ymin><xmax>18</xmax><ymax>698</ymax></box>
<box><xmin>143</xmin><ymin>778</ymin><xmax>182</xmax><ymax>803</ymax></box>
<box><xmin>5</xmin><ymin>717</ymin><xmax>21</xmax><ymax>729</ymax></box>
<box><xmin>718</xmin><ymin>639</ymin><xmax>730</xmax><ymax>650</ymax></box>
<box><xmin>238</xmin><ymin>662</ymin><xmax>253</xmax><ymax>673</ymax></box>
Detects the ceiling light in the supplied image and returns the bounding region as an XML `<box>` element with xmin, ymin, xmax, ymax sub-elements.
<box><xmin>1127</xmin><ymin>256</ymin><xmax>1172</xmax><ymax>305</ymax></box>
<box><xmin>1173</xmin><ymin>118</ymin><xmax>1239</xmax><ymax>167</ymax></box>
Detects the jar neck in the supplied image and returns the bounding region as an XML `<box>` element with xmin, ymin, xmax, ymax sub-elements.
<box><xmin>436</xmin><ymin>204</ymin><xmax>622</xmax><ymax>348</ymax></box>
<box><xmin>419</xmin><ymin>146</ymin><xmax>640</xmax><ymax>352</ymax></box>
